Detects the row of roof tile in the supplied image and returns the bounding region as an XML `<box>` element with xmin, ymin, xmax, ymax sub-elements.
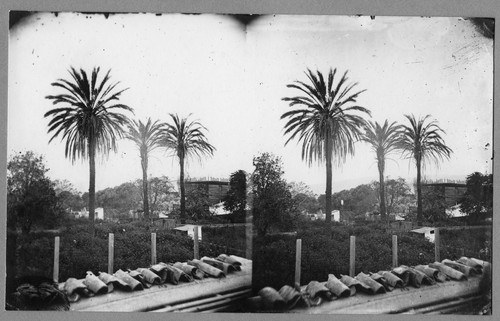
<box><xmin>60</xmin><ymin>254</ymin><xmax>242</xmax><ymax>303</ymax></box>
<box><xmin>247</xmin><ymin>256</ymin><xmax>490</xmax><ymax>312</ymax></box>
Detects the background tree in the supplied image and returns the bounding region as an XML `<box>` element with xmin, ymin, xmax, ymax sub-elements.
<box><xmin>252</xmin><ymin>153</ymin><xmax>297</xmax><ymax>236</ymax></box>
<box><xmin>223</xmin><ymin>170</ymin><xmax>247</xmax><ymax>221</ymax></box>
<box><xmin>398</xmin><ymin>114</ymin><xmax>452</xmax><ymax>225</ymax></box>
<box><xmin>459</xmin><ymin>172</ymin><xmax>493</xmax><ymax>223</ymax></box>
<box><xmin>421</xmin><ymin>186</ymin><xmax>450</xmax><ymax>223</ymax></box>
<box><xmin>185</xmin><ymin>185</ymin><xmax>211</xmax><ymax>221</ymax></box>
<box><xmin>126</xmin><ymin>118</ymin><xmax>163</xmax><ymax>220</ymax></box>
<box><xmin>45</xmin><ymin>67</ymin><xmax>133</xmax><ymax>235</ymax></box>
<box><xmin>95</xmin><ymin>181</ymin><xmax>142</xmax><ymax>216</ymax></box>
<box><xmin>289</xmin><ymin>181</ymin><xmax>319</xmax><ymax>214</ymax></box>
<box><xmin>161</xmin><ymin>114</ymin><xmax>215</xmax><ymax>224</ymax></box>
<box><xmin>370</xmin><ymin>177</ymin><xmax>414</xmax><ymax>218</ymax></box>
<box><xmin>7</xmin><ymin>151</ymin><xmax>63</xmax><ymax>233</ymax></box>
<box><xmin>143</xmin><ymin>176</ymin><xmax>177</xmax><ymax>217</ymax></box>
<box><xmin>328</xmin><ymin>184</ymin><xmax>378</xmax><ymax>221</ymax></box>
<box><xmin>281</xmin><ymin>68</ymin><xmax>371</xmax><ymax>232</ymax></box>
<box><xmin>53</xmin><ymin>179</ymin><xmax>85</xmax><ymax>215</ymax></box>
<box><xmin>361</xmin><ymin>120</ymin><xmax>402</xmax><ymax>221</ymax></box>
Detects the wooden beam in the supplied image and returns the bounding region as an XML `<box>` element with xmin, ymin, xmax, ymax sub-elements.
<box><xmin>245</xmin><ymin>219</ymin><xmax>252</xmax><ymax>260</ymax></box>
<box><xmin>350</xmin><ymin>236</ymin><xmax>356</xmax><ymax>277</ymax></box>
<box><xmin>151</xmin><ymin>233</ymin><xmax>157</xmax><ymax>265</ymax></box>
<box><xmin>53</xmin><ymin>236</ymin><xmax>60</xmax><ymax>283</ymax></box>
<box><xmin>108</xmin><ymin>233</ymin><xmax>114</xmax><ymax>274</ymax></box>
<box><xmin>295</xmin><ymin>239</ymin><xmax>302</xmax><ymax>288</ymax></box>
<box><xmin>193</xmin><ymin>226</ymin><xmax>199</xmax><ymax>259</ymax></box>
<box><xmin>153</xmin><ymin>289</ymin><xmax>251</xmax><ymax>312</ymax></box>
<box><xmin>392</xmin><ymin>235</ymin><xmax>398</xmax><ymax>268</ymax></box>
<box><xmin>434</xmin><ymin>228</ymin><xmax>440</xmax><ymax>262</ymax></box>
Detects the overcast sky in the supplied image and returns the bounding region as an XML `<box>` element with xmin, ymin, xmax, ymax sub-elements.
<box><xmin>8</xmin><ymin>13</ymin><xmax>493</xmax><ymax>195</ymax></box>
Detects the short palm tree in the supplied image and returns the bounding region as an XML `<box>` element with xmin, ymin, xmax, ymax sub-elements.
<box><xmin>126</xmin><ymin>118</ymin><xmax>164</xmax><ymax>220</ymax></box>
<box><xmin>398</xmin><ymin>114</ymin><xmax>452</xmax><ymax>224</ymax></box>
<box><xmin>161</xmin><ymin>114</ymin><xmax>215</xmax><ymax>224</ymax></box>
<box><xmin>361</xmin><ymin>120</ymin><xmax>403</xmax><ymax>221</ymax></box>
<box><xmin>45</xmin><ymin>67</ymin><xmax>133</xmax><ymax>233</ymax></box>
<box><xmin>281</xmin><ymin>68</ymin><xmax>371</xmax><ymax>226</ymax></box>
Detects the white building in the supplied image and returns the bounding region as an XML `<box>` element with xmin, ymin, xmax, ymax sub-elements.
<box><xmin>309</xmin><ymin>210</ymin><xmax>340</xmax><ymax>222</ymax></box>
<box><xmin>95</xmin><ymin>207</ymin><xmax>104</xmax><ymax>220</ymax></box>
<box><xmin>209</xmin><ymin>202</ymin><xmax>230</xmax><ymax>216</ymax></box>
<box><xmin>77</xmin><ymin>207</ymin><xmax>104</xmax><ymax>220</ymax></box>
<box><xmin>411</xmin><ymin>227</ymin><xmax>436</xmax><ymax>243</ymax></box>
<box><xmin>173</xmin><ymin>224</ymin><xmax>202</xmax><ymax>241</ymax></box>
<box><xmin>446</xmin><ymin>204</ymin><xmax>467</xmax><ymax>218</ymax></box>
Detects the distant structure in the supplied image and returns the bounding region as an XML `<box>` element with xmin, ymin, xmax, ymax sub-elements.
<box><xmin>184</xmin><ymin>178</ymin><xmax>230</xmax><ymax>205</ymax></box>
<box><xmin>411</xmin><ymin>226</ymin><xmax>436</xmax><ymax>243</ymax></box>
<box><xmin>421</xmin><ymin>181</ymin><xmax>467</xmax><ymax>207</ymax></box>
<box><xmin>306</xmin><ymin>209</ymin><xmax>340</xmax><ymax>222</ymax></box>
<box><xmin>210</xmin><ymin>202</ymin><xmax>231</xmax><ymax>216</ymax></box>
<box><xmin>173</xmin><ymin>224</ymin><xmax>202</xmax><ymax>240</ymax></box>
<box><xmin>75</xmin><ymin>207</ymin><xmax>104</xmax><ymax>220</ymax></box>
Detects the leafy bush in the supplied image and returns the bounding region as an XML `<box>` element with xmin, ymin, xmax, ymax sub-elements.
<box><xmin>252</xmin><ymin>235</ymin><xmax>296</xmax><ymax>292</ymax></box>
<box><xmin>16</xmin><ymin>233</ymin><xmax>54</xmax><ymax>277</ymax></box>
<box><xmin>439</xmin><ymin>227</ymin><xmax>492</xmax><ymax>261</ymax></box>
<box><xmin>252</xmin><ymin>221</ymin><xmax>489</xmax><ymax>291</ymax></box>
<box><xmin>202</xmin><ymin>225</ymin><xmax>247</xmax><ymax>257</ymax></box>
<box><xmin>7</xmin><ymin>220</ymin><xmax>199</xmax><ymax>282</ymax></box>
<box><xmin>395</xmin><ymin>233</ymin><xmax>434</xmax><ymax>266</ymax></box>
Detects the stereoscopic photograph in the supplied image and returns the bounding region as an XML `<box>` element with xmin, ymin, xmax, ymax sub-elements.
<box><xmin>5</xmin><ymin>10</ymin><xmax>493</xmax><ymax>315</ymax></box>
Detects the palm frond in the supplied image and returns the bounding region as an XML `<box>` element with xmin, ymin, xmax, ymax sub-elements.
<box><xmin>281</xmin><ymin>68</ymin><xmax>370</xmax><ymax>167</ymax></box>
<box><xmin>45</xmin><ymin>66</ymin><xmax>133</xmax><ymax>163</ymax></box>
<box><xmin>398</xmin><ymin>114</ymin><xmax>452</xmax><ymax>169</ymax></box>
<box><xmin>160</xmin><ymin>114</ymin><xmax>215</xmax><ymax>164</ymax></box>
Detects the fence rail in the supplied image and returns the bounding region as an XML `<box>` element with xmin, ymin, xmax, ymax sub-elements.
<box><xmin>292</xmin><ymin>227</ymin><xmax>489</xmax><ymax>287</ymax></box>
<box><xmin>26</xmin><ymin>226</ymin><xmax>490</xmax><ymax>284</ymax></box>
<box><xmin>50</xmin><ymin>225</ymin><xmax>248</xmax><ymax>283</ymax></box>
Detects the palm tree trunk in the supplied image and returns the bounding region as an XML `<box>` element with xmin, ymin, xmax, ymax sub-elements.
<box><xmin>88</xmin><ymin>139</ymin><xmax>96</xmax><ymax>237</ymax></box>
<box><xmin>179</xmin><ymin>156</ymin><xmax>186</xmax><ymax>224</ymax></box>
<box><xmin>141</xmin><ymin>155</ymin><xmax>150</xmax><ymax>220</ymax></box>
<box><xmin>325</xmin><ymin>135</ymin><xmax>332</xmax><ymax>235</ymax></box>
<box><xmin>378</xmin><ymin>158</ymin><xmax>387</xmax><ymax>222</ymax></box>
<box><xmin>416</xmin><ymin>159</ymin><xmax>423</xmax><ymax>225</ymax></box>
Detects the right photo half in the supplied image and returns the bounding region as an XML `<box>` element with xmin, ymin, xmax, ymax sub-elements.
<box><xmin>247</xmin><ymin>15</ymin><xmax>493</xmax><ymax>315</ymax></box>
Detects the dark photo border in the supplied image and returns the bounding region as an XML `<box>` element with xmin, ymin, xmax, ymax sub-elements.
<box><xmin>1</xmin><ymin>1</ymin><xmax>498</xmax><ymax>321</ymax></box>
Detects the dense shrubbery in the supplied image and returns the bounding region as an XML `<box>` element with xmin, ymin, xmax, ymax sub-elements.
<box><xmin>8</xmin><ymin>220</ymin><xmax>200</xmax><ymax>281</ymax></box>
<box><xmin>252</xmin><ymin>234</ymin><xmax>296</xmax><ymax>292</ymax></box>
<box><xmin>202</xmin><ymin>225</ymin><xmax>247</xmax><ymax>257</ymax></box>
<box><xmin>252</xmin><ymin>221</ymin><xmax>484</xmax><ymax>291</ymax></box>
<box><xmin>8</xmin><ymin>218</ymin><xmax>490</xmax><ymax>292</ymax></box>
<box><xmin>12</xmin><ymin>231</ymin><xmax>55</xmax><ymax>277</ymax></box>
<box><xmin>440</xmin><ymin>227</ymin><xmax>492</xmax><ymax>262</ymax></box>
<box><xmin>8</xmin><ymin>219</ymin><xmax>251</xmax><ymax>282</ymax></box>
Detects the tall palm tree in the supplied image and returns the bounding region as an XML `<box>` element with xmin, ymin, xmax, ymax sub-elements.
<box><xmin>126</xmin><ymin>118</ymin><xmax>164</xmax><ymax>220</ymax></box>
<box><xmin>161</xmin><ymin>114</ymin><xmax>215</xmax><ymax>224</ymax></box>
<box><xmin>361</xmin><ymin>120</ymin><xmax>403</xmax><ymax>222</ymax></box>
<box><xmin>281</xmin><ymin>68</ymin><xmax>371</xmax><ymax>226</ymax></box>
<box><xmin>398</xmin><ymin>114</ymin><xmax>452</xmax><ymax>224</ymax></box>
<box><xmin>45</xmin><ymin>67</ymin><xmax>133</xmax><ymax>233</ymax></box>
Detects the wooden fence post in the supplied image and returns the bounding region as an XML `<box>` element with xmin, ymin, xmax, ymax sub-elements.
<box><xmin>193</xmin><ymin>226</ymin><xmax>199</xmax><ymax>260</ymax></box>
<box><xmin>108</xmin><ymin>233</ymin><xmax>114</xmax><ymax>274</ymax></box>
<box><xmin>392</xmin><ymin>235</ymin><xmax>398</xmax><ymax>268</ymax></box>
<box><xmin>295</xmin><ymin>239</ymin><xmax>302</xmax><ymax>288</ymax></box>
<box><xmin>350</xmin><ymin>236</ymin><xmax>356</xmax><ymax>277</ymax></box>
<box><xmin>151</xmin><ymin>233</ymin><xmax>157</xmax><ymax>265</ymax></box>
<box><xmin>246</xmin><ymin>216</ymin><xmax>253</xmax><ymax>260</ymax></box>
<box><xmin>434</xmin><ymin>228</ymin><xmax>440</xmax><ymax>262</ymax></box>
<box><xmin>53</xmin><ymin>236</ymin><xmax>60</xmax><ymax>283</ymax></box>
